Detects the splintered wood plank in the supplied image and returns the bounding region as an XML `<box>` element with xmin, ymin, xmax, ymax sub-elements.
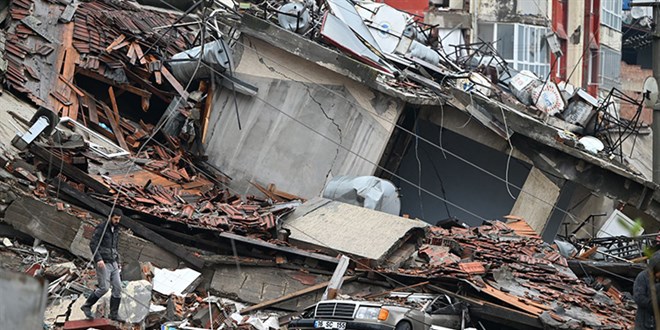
<box><xmin>133</xmin><ymin>42</ymin><xmax>146</xmax><ymax>65</ymax></box>
<box><xmin>201</xmin><ymin>80</ymin><xmax>213</xmax><ymax>143</ymax></box>
<box><xmin>126</xmin><ymin>42</ymin><xmax>137</xmax><ymax>65</ymax></box>
<box><xmin>58</xmin><ymin>76</ymin><xmax>84</xmax><ymax>97</ymax></box>
<box><xmin>107</xmin><ymin>86</ymin><xmax>121</xmax><ymax>125</ymax></box>
<box><xmin>105</xmin><ymin>34</ymin><xmax>126</xmax><ymax>53</ymax></box>
<box><xmin>83</xmin><ymin>93</ymin><xmax>98</xmax><ymax>124</ymax></box>
<box><xmin>161</xmin><ymin>66</ymin><xmax>188</xmax><ymax>99</ymax></box>
<box><xmin>49</xmin><ymin>23</ymin><xmax>74</xmax><ymax>111</ymax></box>
<box><xmin>101</xmin><ymin>102</ymin><xmax>129</xmax><ymax>152</ymax></box>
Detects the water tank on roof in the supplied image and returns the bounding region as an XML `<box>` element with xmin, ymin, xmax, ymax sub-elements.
<box><xmin>170</xmin><ymin>39</ymin><xmax>233</xmax><ymax>82</ymax></box>
<box><xmin>322</xmin><ymin>176</ymin><xmax>401</xmax><ymax>215</ymax></box>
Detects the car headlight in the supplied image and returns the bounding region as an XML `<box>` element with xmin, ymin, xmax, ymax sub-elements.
<box><xmin>356</xmin><ymin>306</ymin><xmax>386</xmax><ymax>320</ymax></box>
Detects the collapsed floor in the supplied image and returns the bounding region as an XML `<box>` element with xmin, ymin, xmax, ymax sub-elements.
<box><xmin>0</xmin><ymin>0</ymin><xmax>649</xmax><ymax>329</ymax></box>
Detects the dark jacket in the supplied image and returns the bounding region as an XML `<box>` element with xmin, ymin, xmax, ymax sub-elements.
<box><xmin>89</xmin><ymin>222</ymin><xmax>120</xmax><ymax>263</ymax></box>
<box><xmin>634</xmin><ymin>270</ymin><xmax>658</xmax><ymax>329</ymax></box>
<box><xmin>634</xmin><ymin>253</ymin><xmax>660</xmax><ymax>330</ymax></box>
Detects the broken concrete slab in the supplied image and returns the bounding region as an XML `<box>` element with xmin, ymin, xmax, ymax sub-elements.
<box><xmin>68</xmin><ymin>295</ymin><xmax>90</xmax><ymax>321</ymax></box>
<box><xmin>99</xmin><ymin>280</ymin><xmax>152</xmax><ymax>324</ymax></box>
<box><xmin>44</xmin><ymin>295</ymin><xmax>76</xmax><ymax>326</ymax></box>
<box><xmin>210</xmin><ymin>265</ymin><xmax>329</xmax><ymax>311</ymax></box>
<box><xmin>283</xmin><ymin>198</ymin><xmax>427</xmax><ymax>262</ymax></box>
<box><xmin>4</xmin><ymin>197</ymin><xmax>179</xmax><ymax>268</ymax></box>
<box><xmin>153</xmin><ymin>268</ymin><xmax>201</xmax><ymax>296</ymax></box>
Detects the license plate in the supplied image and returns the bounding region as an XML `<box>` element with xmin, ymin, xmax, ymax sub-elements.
<box><xmin>314</xmin><ymin>320</ymin><xmax>347</xmax><ymax>330</ymax></box>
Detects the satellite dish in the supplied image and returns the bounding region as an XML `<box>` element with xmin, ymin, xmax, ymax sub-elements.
<box><xmin>643</xmin><ymin>76</ymin><xmax>659</xmax><ymax>108</ymax></box>
<box><xmin>631</xmin><ymin>7</ymin><xmax>645</xmax><ymax>19</ymax></box>
<box><xmin>277</xmin><ymin>2</ymin><xmax>310</xmax><ymax>33</ymax></box>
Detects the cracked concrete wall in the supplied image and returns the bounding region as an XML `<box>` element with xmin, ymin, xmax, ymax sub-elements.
<box><xmin>205</xmin><ymin>36</ymin><xmax>403</xmax><ymax>198</ymax></box>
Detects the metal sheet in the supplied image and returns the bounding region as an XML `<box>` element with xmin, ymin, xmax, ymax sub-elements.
<box><xmin>320</xmin><ymin>13</ymin><xmax>390</xmax><ymax>72</ymax></box>
<box><xmin>356</xmin><ymin>3</ymin><xmax>408</xmax><ymax>53</ymax></box>
<box><xmin>326</xmin><ymin>0</ymin><xmax>382</xmax><ymax>53</ymax></box>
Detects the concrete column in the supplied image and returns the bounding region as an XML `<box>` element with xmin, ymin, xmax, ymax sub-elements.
<box><xmin>509</xmin><ymin>167</ymin><xmax>562</xmax><ymax>235</ymax></box>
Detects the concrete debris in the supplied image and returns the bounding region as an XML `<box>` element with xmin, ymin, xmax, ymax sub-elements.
<box><xmin>0</xmin><ymin>0</ymin><xmax>650</xmax><ymax>329</ymax></box>
<box><xmin>378</xmin><ymin>220</ymin><xmax>635</xmax><ymax>329</ymax></box>
<box><xmin>99</xmin><ymin>280</ymin><xmax>152</xmax><ymax>324</ymax></box>
<box><xmin>153</xmin><ymin>268</ymin><xmax>200</xmax><ymax>296</ymax></box>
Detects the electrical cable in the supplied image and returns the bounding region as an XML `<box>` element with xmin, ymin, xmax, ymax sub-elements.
<box><xmin>213</xmin><ymin>33</ymin><xmax>597</xmax><ymax>229</ymax></box>
<box><xmin>499</xmin><ymin>104</ymin><xmax>516</xmax><ymax>200</ymax></box>
<box><xmin>414</xmin><ymin>114</ymin><xmax>426</xmax><ymax>220</ymax></box>
<box><xmin>199</xmin><ymin>32</ymin><xmax>638</xmax><ymax>241</ymax></box>
<box><xmin>419</xmin><ymin>144</ymin><xmax>452</xmax><ymax>218</ymax></box>
<box><xmin>44</xmin><ymin>3</ymin><xmax>211</xmax><ymax>309</ymax></box>
<box><xmin>42</xmin><ymin>1</ymin><xmax>639</xmax><ymax>316</ymax></box>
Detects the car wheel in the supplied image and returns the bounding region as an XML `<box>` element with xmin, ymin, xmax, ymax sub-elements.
<box><xmin>395</xmin><ymin>321</ymin><xmax>412</xmax><ymax>330</ymax></box>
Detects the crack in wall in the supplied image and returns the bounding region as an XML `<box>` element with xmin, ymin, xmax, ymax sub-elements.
<box><xmin>256</xmin><ymin>54</ymin><xmax>343</xmax><ymax>193</ymax></box>
<box><xmin>306</xmin><ymin>89</ymin><xmax>342</xmax><ymax>193</ymax></box>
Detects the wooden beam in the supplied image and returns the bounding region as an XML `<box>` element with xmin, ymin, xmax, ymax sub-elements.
<box><xmin>76</xmin><ymin>68</ymin><xmax>152</xmax><ymax>99</ymax></box>
<box><xmin>107</xmin><ymin>87</ymin><xmax>121</xmax><ymax>125</ymax></box>
<box><xmin>60</xmin><ymin>37</ymin><xmax>80</xmax><ymax>120</ymax></box>
<box><xmin>322</xmin><ymin>255</ymin><xmax>350</xmax><ymax>300</ymax></box>
<box><xmin>219</xmin><ymin>232</ymin><xmax>339</xmax><ymax>265</ymax></box>
<box><xmin>201</xmin><ymin>80</ymin><xmax>213</xmax><ymax>144</ymax></box>
<box><xmin>83</xmin><ymin>93</ymin><xmax>99</xmax><ymax>124</ymax></box>
<box><xmin>101</xmin><ymin>102</ymin><xmax>129</xmax><ymax>151</ymax></box>
<box><xmin>122</xmin><ymin>67</ymin><xmax>173</xmax><ymax>102</ymax></box>
<box><xmin>58</xmin><ymin>76</ymin><xmax>84</xmax><ymax>97</ymax></box>
<box><xmin>240</xmin><ymin>276</ymin><xmax>357</xmax><ymax>314</ymax></box>
<box><xmin>52</xmin><ymin>178</ymin><xmax>206</xmax><ymax>270</ymax></box>
<box><xmin>161</xmin><ymin>66</ymin><xmax>188</xmax><ymax>99</ymax></box>
<box><xmin>49</xmin><ymin>23</ymin><xmax>72</xmax><ymax>110</ymax></box>
<box><xmin>29</xmin><ymin>144</ymin><xmax>110</xmax><ymax>195</ymax></box>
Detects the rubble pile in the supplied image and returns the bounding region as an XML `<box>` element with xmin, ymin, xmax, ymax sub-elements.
<box><xmin>0</xmin><ymin>0</ymin><xmax>301</xmax><ymax>243</ymax></box>
<box><xmin>0</xmin><ymin>0</ymin><xmax>651</xmax><ymax>329</ymax></box>
<box><xmin>386</xmin><ymin>220</ymin><xmax>636</xmax><ymax>328</ymax></box>
<box><xmin>240</xmin><ymin>0</ymin><xmax>646</xmax><ymax>168</ymax></box>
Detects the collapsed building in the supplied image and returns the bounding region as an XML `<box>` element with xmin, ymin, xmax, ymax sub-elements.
<box><xmin>0</xmin><ymin>0</ymin><xmax>653</xmax><ymax>329</ymax></box>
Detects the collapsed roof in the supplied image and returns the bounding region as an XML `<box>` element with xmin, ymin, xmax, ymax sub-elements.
<box><xmin>0</xmin><ymin>0</ymin><xmax>645</xmax><ymax>329</ymax></box>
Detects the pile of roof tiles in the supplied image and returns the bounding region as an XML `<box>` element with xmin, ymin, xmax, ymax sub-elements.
<box><xmin>387</xmin><ymin>221</ymin><xmax>636</xmax><ymax>329</ymax></box>
<box><xmin>101</xmin><ymin>177</ymin><xmax>286</xmax><ymax>238</ymax></box>
<box><xmin>4</xmin><ymin>0</ymin><xmax>198</xmax><ymax>128</ymax></box>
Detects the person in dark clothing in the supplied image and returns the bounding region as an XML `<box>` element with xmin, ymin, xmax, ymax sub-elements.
<box><xmin>634</xmin><ymin>251</ymin><xmax>660</xmax><ymax>330</ymax></box>
<box><xmin>81</xmin><ymin>209</ymin><xmax>123</xmax><ymax>321</ymax></box>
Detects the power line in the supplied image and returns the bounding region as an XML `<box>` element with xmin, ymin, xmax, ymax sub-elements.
<box><xmin>44</xmin><ymin>3</ymin><xmax>212</xmax><ymax>309</ymax></box>
<box><xmin>212</xmin><ymin>34</ymin><xmax>600</xmax><ymax>230</ymax></box>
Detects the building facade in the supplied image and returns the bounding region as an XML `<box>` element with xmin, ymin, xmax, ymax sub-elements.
<box><xmin>423</xmin><ymin>0</ymin><xmax>624</xmax><ymax>97</ymax></box>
